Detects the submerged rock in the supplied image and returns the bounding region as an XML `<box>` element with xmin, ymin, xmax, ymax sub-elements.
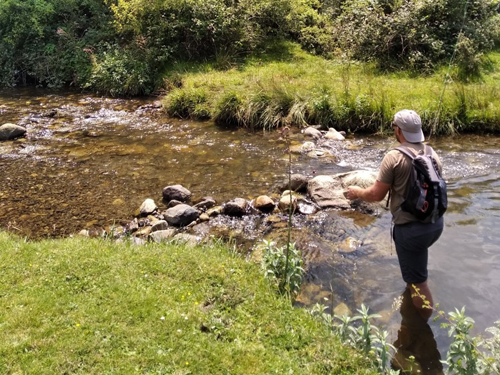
<box><xmin>0</xmin><ymin>123</ymin><xmax>27</xmax><ymax>141</ymax></box>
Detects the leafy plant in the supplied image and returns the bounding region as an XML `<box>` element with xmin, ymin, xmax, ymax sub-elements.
<box><xmin>261</xmin><ymin>239</ymin><xmax>304</xmax><ymax>299</ymax></box>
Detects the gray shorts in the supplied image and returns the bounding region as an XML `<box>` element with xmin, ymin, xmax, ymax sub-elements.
<box><xmin>393</xmin><ymin>217</ymin><xmax>444</xmax><ymax>284</ymax></box>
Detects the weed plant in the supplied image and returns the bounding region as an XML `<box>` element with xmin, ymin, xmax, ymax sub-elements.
<box><xmin>309</xmin><ymin>285</ymin><xmax>500</xmax><ymax>375</ymax></box>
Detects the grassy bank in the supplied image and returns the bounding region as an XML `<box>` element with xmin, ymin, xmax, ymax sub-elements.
<box><xmin>162</xmin><ymin>42</ymin><xmax>500</xmax><ymax>135</ymax></box>
<box><xmin>0</xmin><ymin>231</ymin><xmax>377</xmax><ymax>375</ymax></box>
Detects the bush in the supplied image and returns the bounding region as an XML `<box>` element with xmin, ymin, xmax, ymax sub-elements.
<box><xmin>331</xmin><ymin>0</ymin><xmax>499</xmax><ymax>73</ymax></box>
<box><xmin>85</xmin><ymin>46</ymin><xmax>153</xmax><ymax>97</ymax></box>
<box><xmin>0</xmin><ymin>0</ymin><xmax>113</xmax><ymax>87</ymax></box>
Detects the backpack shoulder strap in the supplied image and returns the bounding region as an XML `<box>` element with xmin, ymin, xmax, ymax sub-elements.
<box><xmin>395</xmin><ymin>145</ymin><xmax>416</xmax><ymax>160</ymax></box>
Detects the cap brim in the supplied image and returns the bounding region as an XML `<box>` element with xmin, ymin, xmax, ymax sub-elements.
<box><xmin>402</xmin><ymin>129</ymin><xmax>424</xmax><ymax>143</ymax></box>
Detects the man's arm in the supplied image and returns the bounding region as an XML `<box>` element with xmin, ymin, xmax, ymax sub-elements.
<box><xmin>346</xmin><ymin>180</ymin><xmax>391</xmax><ymax>202</ymax></box>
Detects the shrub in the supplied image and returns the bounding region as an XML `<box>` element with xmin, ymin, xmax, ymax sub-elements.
<box><xmin>331</xmin><ymin>0</ymin><xmax>499</xmax><ymax>73</ymax></box>
<box><xmin>85</xmin><ymin>46</ymin><xmax>153</xmax><ymax>97</ymax></box>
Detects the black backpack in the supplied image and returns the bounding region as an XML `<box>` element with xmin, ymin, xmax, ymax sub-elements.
<box><xmin>395</xmin><ymin>144</ymin><xmax>448</xmax><ymax>223</ymax></box>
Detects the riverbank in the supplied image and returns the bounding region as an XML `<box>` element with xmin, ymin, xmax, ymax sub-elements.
<box><xmin>0</xmin><ymin>230</ymin><xmax>378</xmax><ymax>374</ymax></box>
<box><xmin>162</xmin><ymin>42</ymin><xmax>500</xmax><ymax>135</ymax></box>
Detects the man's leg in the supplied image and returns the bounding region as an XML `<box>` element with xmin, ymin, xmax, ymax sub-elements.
<box><xmin>408</xmin><ymin>281</ymin><xmax>433</xmax><ymax>320</ymax></box>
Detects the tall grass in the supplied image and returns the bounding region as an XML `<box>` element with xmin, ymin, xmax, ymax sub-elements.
<box><xmin>161</xmin><ymin>42</ymin><xmax>500</xmax><ymax>135</ymax></box>
<box><xmin>0</xmin><ymin>231</ymin><xmax>377</xmax><ymax>375</ymax></box>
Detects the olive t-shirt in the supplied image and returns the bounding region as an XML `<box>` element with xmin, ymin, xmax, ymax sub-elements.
<box><xmin>377</xmin><ymin>142</ymin><xmax>443</xmax><ymax>225</ymax></box>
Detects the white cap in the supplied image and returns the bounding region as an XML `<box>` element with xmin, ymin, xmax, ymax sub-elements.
<box><xmin>393</xmin><ymin>109</ymin><xmax>424</xmax><ymax>143</ymax></box>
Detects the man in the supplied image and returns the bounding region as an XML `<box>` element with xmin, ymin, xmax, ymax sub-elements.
<box><xmin>345</xmin><ymin>109</ymin><xmax>444</xmax><ymax>320</ymax></box>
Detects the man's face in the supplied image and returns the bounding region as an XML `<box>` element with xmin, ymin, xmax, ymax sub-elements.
<box><xmin>393</xmin><ymin>124</ymin><xmax>400</xmax><ymax>142</ymax></box>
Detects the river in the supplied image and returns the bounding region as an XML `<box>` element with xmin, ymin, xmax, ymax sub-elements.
<box><xmin>1</xmin><ymin>88</ymin><xmax>499</xmax><ymax>372</ymax></box>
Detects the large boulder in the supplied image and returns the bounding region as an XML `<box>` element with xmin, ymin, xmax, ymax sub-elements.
<box><xmin>336</xmin><ymin>170</ymin><xmax>378</xmax><ymax>189</ymax></box>
<box><xmin>307</xmin><ymin>175</ymin><xmax>350</xmax><ymax>209</ymax></box>
<box><xmin>0</xmin><ymin>123</ymin><xmax>26</xmax><ymax>141</ymax></box>
<box><xmin>336</xmin><ymin>170</ymin><xmax>385</xmax><ymax>214</ymax></box>
<box><xmin>162</xmin><ymin>184</ymin><xmax>191</xmax><ymax>203</ymax></box>
<box><xmin>164</xmin><ymin>204</ymin><xmax>199</xmax><ymax>226</ymax></box>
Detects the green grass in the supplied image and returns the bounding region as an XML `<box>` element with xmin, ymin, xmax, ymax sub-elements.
<box><xmin>0</xmin><ymin>231</ymin><xmax>377</xmax><ymax>375</ymax></box>
<box><xmin>161</xmin><ymin>42</ymin><xmax>500</xmax><ymax>134</ymax></box>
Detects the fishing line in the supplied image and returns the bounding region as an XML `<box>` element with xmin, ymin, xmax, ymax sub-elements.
<box><xmin>429</xmin><ymin>0</ymin><xmax>471</xmax><ymax>140</ymax></box>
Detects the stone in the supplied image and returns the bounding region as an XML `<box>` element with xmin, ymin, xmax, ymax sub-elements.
<box><xmin>337</xmin><ymin>237</ymin><xmax>362</xmax><ymax>253</ymax></box>
<box><xmin>193</xmin><ymin>196</ymin><xmax>216</xmax><ymax>211</ymax></box>
<box><xmin>162</xmin><ymin>184</ymin><xmax>192</xmax><ymax>203</ymax></box>
<box><xmin>307</xmin><ymin>175</ymin><xmax>350</xmax><ymax>209</ymax></box>
<box><xmin>0</xmin><ymin>123</ymin><xmax>27</xmax><ymax>141</ymax></box>
<box><xmin>151</xmin><ymin>220</ymin><xmax>169</xmax><ymax>233</ymax></box>
<box><xmin>206</xmin><ymin>206</ymin><xmax>222</xmax><ymax>217</ymax></box>
<box><xmin>336</xmin><ymin>170</ymin><xmax>377</xmax><ymax>189</ymax></box>
<box><xmin>324</xmin><ymin>128</ymin><xmax>345</xmax><ymax>141</ymax></box>
<box><xmin>199</xmin><ymin>213</ymin><xmax>210</xmax><ymax>222</ymax></box>
<box><xmin>139</xmin><ymin>198</ymin><xmax>157</xmax><ymax>216</ymax></box>
<box><xmin>164</xmin><ymin>204</ymin><xmax>199</xmax><ymax>227</ymax></box>
<box><xmin>167</xmin><ymin>199</ymin><xmax>183</xmax><ymax>208</ymax></box>
<box><xmin>333</xmin><ymin>302</ymin><xmax>352</xmax><ymax>317</ymax></box>
<box><xmin>172</xmin><ymin>233</ymin><xmax>199</xmax><ymax>247</ymax></box>
<box><xmin>302</xmin><ymin>126</ymin><xmax>322</xmax><ymax>140</ymax></box>
<box><xmin>149</xmin><ymin>229</ymin><xmax>177</xmax><ymax>243</ymax></box>
<box><xmin>223</xmin><ymin>198</ymin><xmax>248</xmax><ymax>217</ymax></box>
<box><xmin>280</xmin><ymin>173</ymin><xmax>309</xmax><ymax>193</ymax></box>
<box><xmin>134</xmin><ymin>226</ymin><xmax>152</xmax><ymax>237</ymax></box>
<box><xmin>278</xmin><ymin>192</ymin><xmax>297</xmax><ymax>213</ymax></box>
<box><xmin>254</xmin><ymin>195</ymin><xmax>275</xmax><ymax>212</ymax></box>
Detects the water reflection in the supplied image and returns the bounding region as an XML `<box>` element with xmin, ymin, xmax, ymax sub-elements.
<box><xmin>392</xmin><ymin>289</ymin><xmax>443</xmax><ymax>375</ymax></box>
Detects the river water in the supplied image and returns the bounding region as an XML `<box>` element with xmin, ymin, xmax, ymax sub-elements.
<box><xmin>1</xmin><ymin>88</ymin><xmax>499</xmax><ymax>372</ymax></box>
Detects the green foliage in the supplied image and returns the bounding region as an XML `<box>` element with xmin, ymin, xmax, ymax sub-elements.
<box><xmin>85</xmin><ymin>46</ymin><xmax>153</xmax><ymax>96</ymax></box>
<box><xmin>331</xmin><ymin>0</ymin><xmax>500</xmax><ymax>74</ymax></box>
<box><xmin>214</xmin><ymin>91</ymin><xmax>244</xmax><ymax>128</ymax></box>
<box><xmin>443</xmin><ymin>307</ymin><xmax>480</xmax><ymax>374</ymax></box>
<box><xmin>0</xmin><ymin>0</ymin><xmax>113</xmax><ymax>87</ymax></box>
<box><xmin>159</xmin><ymin>44</ymin><xmax>500</xmax><ymax>134</ymax></box>
<box><xmin>310</xmin><ymin>303</ymin><xmax>397</xmax><ymax>373</ymax></box>
<box><xmin>164</xmin><ymin>87</ymin><xmax>211</xmax><ymax>120</ymax></box>
<box><xmin>261</xmin><ymin>239</ymin><xmax>304</xmax><ymax>299</ymax></box>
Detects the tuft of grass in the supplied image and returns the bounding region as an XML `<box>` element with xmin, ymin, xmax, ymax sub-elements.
<box><xmin>160</xmin><ymin>42</ymin><xmax>500</xmax><ymax>135</ymax></box>
<box><xmin>0</xmin><ymin>231</ymin><xmax>377</xmax><ymax>375</ymax></box>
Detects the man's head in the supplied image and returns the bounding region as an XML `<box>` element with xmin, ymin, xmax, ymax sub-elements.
<box><xmin>393</xmin><ymin>109</ymin><xmax>424</xmax><ymax>143</ymax></box>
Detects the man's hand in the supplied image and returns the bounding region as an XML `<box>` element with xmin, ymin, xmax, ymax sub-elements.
<box><xmin>345</xmin><ymin>186</ymin><xmax>363</xmax><ymax>200</ymax></box>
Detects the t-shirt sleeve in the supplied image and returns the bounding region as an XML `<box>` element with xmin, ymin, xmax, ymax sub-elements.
<box><xmin>377</xmin><ymin>151</ymin><xmax>399</xmax><ymax>185</ymax></box>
